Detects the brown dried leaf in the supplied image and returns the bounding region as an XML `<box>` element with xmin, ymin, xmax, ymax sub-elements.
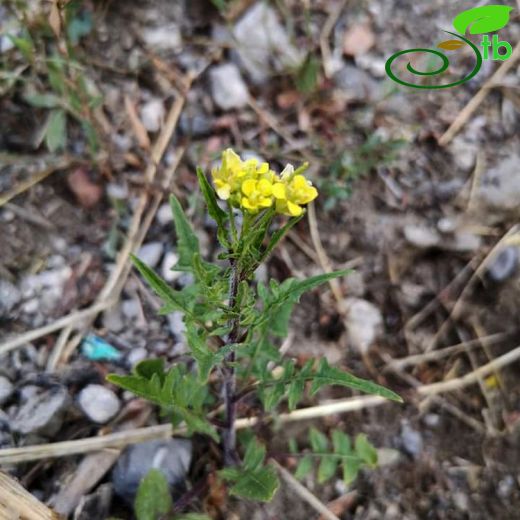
<box><xmin>343</xmin><ymin>24</ymin><xmax>375</xmax><ymax>57</ymax></box>
<box><xmin>437</xmin><ymin>40</ymin><xmax>466</xmax><ymax>51</ymax></box>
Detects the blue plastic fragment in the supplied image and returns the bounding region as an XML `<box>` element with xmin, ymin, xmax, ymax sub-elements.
<box><xmin>81</xmin><ymin>334</ymin><xmax>123</xmax><ymax>362</ymax></box>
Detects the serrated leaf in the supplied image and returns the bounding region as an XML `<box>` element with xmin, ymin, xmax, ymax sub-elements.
<box><xmin>453</xmin><ymin>5</ymin><xmax>512</xmax><ymax>35</ymax></box>
<box><xmin>355</xmin><ymin>434</ymin><xmax>378</xmax><ymax>467</ymax></box>
<box><xmin>294</xmin><ymin>455</ymin><xmax>313</xmax><ymax>480</ymax></box>
<box><xmin>170</xmin><ymin>194</ymin><xmax>199</xmax><ymax>271</ymax></box>
<box><xmin>310</xmin><ymin>358</ymin><xmax>402</xmax><ymax>402</ymax></box>
<box><xmin>318</xmin><ymin>455</ymin><xmax>337</xmax><ymax>484</ymax></box>
<box><xmin>309</xmin><ymin>427</ymin><xmax>328</xmax><ymax>453</ymax></box>
<box><xmin>185</xmin><ymin>321</ymin><xmax>214</xmax><ymax>382</ymax></box>
<box><xmin>45</xmin><ymin>109</ymin><xmax>66</xmax><ymax>152</ymax></box>
<box><xmin>332</xmin><ymin>430</ymin><xmax>352</xmax><ymax>456</ymax></box>
<box><xmin>134</xmin><ymin>469</ymin><xmax>172</xmax><ymax>520</ymax></box>
<box><xmin>244</xmin><ymin>438</ymin><xmax>266</xmax><ymax>472</ymax></box>
<box><xmin>196</xmin><ymin>167</ymin><xmax>228</xmax><ymax>230</ymax></box>
<box><xmin>131</xmin><ymin>254</ymin><xmax>194</xmax><ymax>318</ymax></box>
<box><xmin>134</xmin><ymin>358</ymin><xmax>165</xmax><ymax>380</ymax></box>
<box><xmin>342</xmin><ymin>458</ymin><xmax>361</xmax><ymax>484</ymax></box>
<box><xmin>223</xmin><ymin>465</ymin><xmax>279</xmax><ymax>502</ymax></box>
<box><xmin>437</xmin><ymin>39</ymin><xmax>466</xmax><ymax>50</ymax></box>
<box><xmin>287</xmin><ymin>377</ymin><xmax>305</xmax><ymax>411</ymax></box>
<box><xmin>24</xmin><ymin>93</ymin><xmax>62</xmax><ymax>108</ymax></box>
<box><xmin>107</xmin><ymin>373</ymin><xmax>161</xmax><ymax>403</ymax></box>
<box><xmin>180</xmin><ymin>408</ymin><xmax>219</xmax><ymax>442</ymax></box>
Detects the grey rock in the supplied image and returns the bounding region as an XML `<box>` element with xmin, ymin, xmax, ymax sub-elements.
<box><xmin>0</xmin><ymin>279</ymin><xmax>21</xmax><ymax>315</ymax></box>
<box><xmin>73</xmin><ymin>483</ymin><xmax>112</xmax><ymax>520</ymax></box>
<box><xmin>232</xmin><ymin>3</ymin><xmax>303</xmax><ymax>83</ymax></box>
<box><xmin>179</xmin><ymin>110</ymin><xmax>212</xmax><ymax>137</ymax></box>
<box><xmin>450</xmin><ymin>137</ymin><xmax>477</xmax><ymax>172</ymax></box>
<box><xmin>400</xmin><ymin>421</ymin><xmax>423</xmax><ymax>457</ymax></box>
<box><xmin>127</xmin><ymin>347</ymin><xmax>148</xmax><ymax>367</ymax></box>
<box><xmin>78</xmin><ymin>384</ymin><xmax>121</xmax><ymax>424</ymax></box>
<box><xmin>102</xmin><ymin>305</ymin><xmax>124</xmax><ymax>333</ymax></box>
<box><xmin>0</xmin><ymin>376</ymin><xmax>14</xmax><ymax>406</ymax></box>
<box><xmin>11</xmin><ymin>386</ymin><xmax>70</xmax><ymax>436</ymax></box>
<box><xmin>479</xmin><ymin>155</ymin><xmax>520</xmax><ymax>219</ymax></box>
<box><xmin>487</xmin><ymin>247</ymin><xmax>519</xmax><ymax>282</ymax></box>
<box><xmin>137</xmin><ymin>242</ymin><xmax>164</xmax><ymax>268</ymax></box>
<box><xmin>404</xmin><ymin>224</ymin><xmax>441</xmax><ymax>249</ymax></box>
<box><xmin>447</xmin><ymin>231</ymin><xmax>482</xmax><ymax>253</ymax></box>
<box><xmin>333</xmin><ymin>64</ymin><xmax>377</xmax><ymax>101</ymax></box>
<box><xmin>121</xmin><ymin>299</ymin><xmax>140</xmax><ymax>320</ymax></box>
<box><xmin>112</xmin><ymin>438</ymin><xmax>192</xmax><ymax>503</ymax></box>
<box><xmin>140</xmin><ymin>99</ymin><xmax>165</xmax><ymax>133</ymax></box>
<box><xmin>142</xmin><ymin>24</ymin><xmax>182</xmax><ymax>52</ymax></box>
<box><xmin>210</xmin><ymin>63</ymin><xmax>249</xmax><ymax>110</ymax></box>
<box><xmin>156</xmin><ymin>203</ymin><xmax>173</xmax><ymax>226</ymax></box>
<box><xmin>343</xmin><ymin>297</ymin><xmax>383</xmax><ymax>354</ymax></box>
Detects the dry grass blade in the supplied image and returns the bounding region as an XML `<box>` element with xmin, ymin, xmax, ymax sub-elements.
<box><xmin>0</xmin><ymin>472</ymin><xmax>61</xmax><ymax>519</ymax></box>
<box><xmin>0</xmin><ymin>157</ymin><xmax>74</xmax><ymax>207</ymax></box>
<box><xmin>417</xmin><ymin>344</ymin><xmax>520</xmax><ymax>396</ymax></box>
<box><xmin>0</xmin><ymin>395</ymin><xmax>388</xmax><ymax>464</ymax></box>
<box><xmin>272</xmin><ymin>460</ymin><xmax>341</xmax><ymax>520</ymax></box>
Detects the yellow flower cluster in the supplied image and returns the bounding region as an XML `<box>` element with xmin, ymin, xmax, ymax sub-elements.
<box><xmin>211</xmin><ymin>149</ymin><xmax>318</xmax><ymax>217</ymax></box>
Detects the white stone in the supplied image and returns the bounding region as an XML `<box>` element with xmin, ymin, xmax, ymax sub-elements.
<box><xmin>161</xmin><ymin>251</ymin><xmax>181</xmax><ymax>282</ymax></box>
<box><xmin>233</xmin><ymin>3</ymin><xmax>304</xmax><ymax>84</ymax></box>
<box><xmin>140</xmin><ymin>99</ymin><xmax>165</xmax><ymax>133</ymax></box>
<box><xmin>404</xmin><ymin>224</ymin><xmax>441</xmax><ymax>249</ymax></box>
<box><xmin>156</xmin><ymin>203</ymin><xmax>173</xmax><ymax>225</ymax></box>
<box><xmin>137</xmin><ymin>242</ymin><xmax>163</xmax><ymax>268</ymax></box>
<box><xmin>209</xmin><ymin>63</ymin><xmax>249</xmax><ymax>110</ymax></box>
<box><xmin>142</xmin><ymin>24</ymin><xmax>182</xmax><ymax>52</ymax></box>
<box><xmin>78</xmin><ymin>384</ymin><xmax>121</xmax><ymax>424</ymax></box>
<box><xmin>343</xmin><ymin>298</ymin><xmax>383</xmax><ymax>354</ymax></box>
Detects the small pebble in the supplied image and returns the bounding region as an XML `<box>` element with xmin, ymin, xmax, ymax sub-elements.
<box><xmin>78</xmin><ymin>384</ymin><xmax>121</xmax><ymax>424</ymax></box>
<box><xmin>400</xmin><ymin>421</ymin><xmax>423</xmax><ymax>457</ymax></box>
<box><xmin>0</xmin><ymin>376</ymin><xmax>14</xmax><ymax>406</ymax></box>
<box><xmin>122</xmin><ymin>299</ymin><xmax>141</xmax><ymax>320</ymax></box>
<box><xmin>343</xmin><ymin>297</ymin><xmax>383</xmax><ymax>354</ymax></box>
<box><xmin>487</xmin><ymin>247</ymin><xmax>519</xmax><ymax>282</ymax></box>
<box><xmin>404</xmin><ymin>224</ymin><xmax>440</xmax><ymax>249</ymax></box>
<box><xmin>210</xmin><ymin>63</ymin><xmax>249</xmax><ymax>111</ymax></box>
<box><xmin>137</xmin><ymin>242</ymin><xmax>163</xmax><ymax>268</ymax></box>
<box><xmin>161</xmin><ymin>251</ymin><xmax>181</xmax><ymax>282</ymax></box>
<box><xmin>156</xmin><ymin>203</ymin><xmax>173</xmax><ymax>225</ymax></box>
<box><xmin>112</xmin><ymin>438</ymin><xmax>192</xmax><ymax>503</ymax></box>
<box><xmin>140</xmin><ymin>99</ymin><xmax>165</xmax><ymax>133</ymax></box>
<box><xmin>0</xmin><ymin>279</ymin><xmax>21</xmax><ymax>315</ymax></box>
<box><xmin>127</xmin><ymin>347</ymin><xmax>148</xmax><ymax>367</ymax></box>
<box><xmin>11</xmin><ymin>386</ymin><xmax>70</xmax><ymax>436</ymax></box>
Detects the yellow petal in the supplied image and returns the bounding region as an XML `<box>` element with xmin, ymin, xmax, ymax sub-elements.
<box><xmin>272</xmin><ymin>183</ymin><xmax>286</xmax><ymax>199</ymax></box>
<box><xmin>257</xmin><ymin>162</ymin><xmax>269</xmax><ymax>174</ymax></box>
<box><xmin>287</xmin><ymin>201</ymin><xmax>303</xmax><ymax>216</ymax></box>
<box><xmin>300</xmin><ymin>186</ymin><xmax>318</xmax><ymax>203</ymax></box>
<box><xmin>216</xmin><ymin>184</ymin><xmax>231</xmax><ymax>200</ymax></box>
<box><xmin>259</xmin><ymin>197</ymin><xmax>273</xmax><ymax>207</ymax></box>
<box><xmin>242</xmin><ymin>197</ymin><xmax>254</xmax><ymax>210</ymax></box>
<box><xmin>242</xmin><ymin>179</ymin><xmax>256</xmax><ymax>196</ymax></box>
<box><xmin>258</xmin><ymin>179</ymin><xmax>273</xmax><ymax>196</ymax></box>
<box><xmin>292</xmin><ymin>175</ymin><xmax>308</xmax><ymax>189</ymax></box>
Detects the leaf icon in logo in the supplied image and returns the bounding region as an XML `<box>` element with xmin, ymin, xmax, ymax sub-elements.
<box><xmin>453</xmin><ymin>5</ymin><xmax>513</xmax><ymax>35</ymax></box>
<box><xmin>437</xmin><ymin>40</ymin><xmax>466</xmax><ymax>51</ymax></box>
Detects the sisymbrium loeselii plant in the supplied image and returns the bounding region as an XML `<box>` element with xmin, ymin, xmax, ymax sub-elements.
<box><xmin>108</xmin><ymin>149</ymin><xmax>402</xmax><ymax>518</ymax></box>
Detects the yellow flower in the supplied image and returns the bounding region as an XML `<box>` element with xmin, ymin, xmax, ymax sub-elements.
<box><xmin>273</xmin><ymin>165</ymin><xmax>318</xmax><ymax>217</ymax></box>
<box><xmin>241</xmin><ymin>178</ymin><xmax>274</xmax><ymax>213</ymax></box>
<box><xmin>211</xmin><ymin>148</ymin><xmax>270</xmax><ymax>204</ymax></box>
